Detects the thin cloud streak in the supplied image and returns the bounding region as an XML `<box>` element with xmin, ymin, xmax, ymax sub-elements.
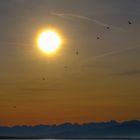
<box><xmin>112</xmin><ymin>69</ymin><xmax>140</xmax><ymax>76</ymax></box>
<box><xmin>80</xmin><ymin>46</ymin><xmax>139</xmax><ymax>67</ymax></box>
<box><xmin>51</xmin><ymin>12</ymin><xmax>125</xmax><ymax>32</ymax></box>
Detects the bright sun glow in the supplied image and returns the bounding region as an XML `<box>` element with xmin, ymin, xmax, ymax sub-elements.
<box><xmin>38</xmin><ymin>30</ymin><xmax>61</xmax><ymax>54</ymax></box>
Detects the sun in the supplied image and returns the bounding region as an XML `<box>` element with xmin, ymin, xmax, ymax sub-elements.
<box><xmin>37</xmin><ymin>30</ymin><xmax>62</xmax><ymax>54</ymax></box>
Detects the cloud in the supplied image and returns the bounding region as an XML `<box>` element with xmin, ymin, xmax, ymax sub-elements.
<box><xmin>112</xmin><ymin>69</ymin><xmax>140</xmax><ymax>76</ymax></box>
<box><xmin>19</xmin><ymin>87</ymin><xmax>62</xmax><ymax>92</ymax></box>
<box><xmin>52</xmin><ymin>12</ymin><xmax>125</xmax><ymax>32</ymax></box>
<box><xmin>80</xmin><ymin>46</ymin><xmax>139</xmax><ymax>67</ymax></box>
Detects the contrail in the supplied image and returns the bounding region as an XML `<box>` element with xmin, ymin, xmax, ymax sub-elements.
<box><xmin>80</xmin><ymin>46</ymin><xmax>139</xmax><ymax>67</ymax></box>
<box><xmin>51</xmin><ymin>12</ymin><xmax>125</xmax><ymax>32</ymax></box>
<box><xmin>0</xmin><ymin>41</ymin><xmax>33</xmax><ymax>47</ymax></box>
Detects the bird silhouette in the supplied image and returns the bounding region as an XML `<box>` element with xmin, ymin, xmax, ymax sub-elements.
<box><xmin>128</xmin><ymin>21</ymin><xmax>132</xmax><ymax>25</ymax></box>
<box><xmin>42</xmin><ymin>78</ymin><xmax>46</xmax><ymax>81</ymax></box>
<box><xmin>97</xmin><ymin>36</ymin><xmax>100</xmax><ymax>40</ymax></box>
<box><xmin>76</xmin><ymin>51</ymin><xmax>79</xmax><ymax>55</ymax></box>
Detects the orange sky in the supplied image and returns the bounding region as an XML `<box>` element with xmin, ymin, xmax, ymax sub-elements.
<box><xmin>0</xmin><ymin>0</ymin><xmax>140</xmax><ymax>126</ymax></box>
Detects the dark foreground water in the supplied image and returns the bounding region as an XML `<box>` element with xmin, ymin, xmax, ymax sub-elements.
<box><xmin>1</xmin><ymin>139</ymin><xmax>140</xmax><ymax>140</ymax></box>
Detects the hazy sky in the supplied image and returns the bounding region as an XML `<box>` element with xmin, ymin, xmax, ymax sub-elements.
<box><xmin>0</xmin><ymin>0</ymin><xmax>140</xmax><ymax>126</ymax></box>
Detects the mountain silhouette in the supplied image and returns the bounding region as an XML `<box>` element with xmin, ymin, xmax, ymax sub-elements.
<box><xmin>0</xmin><ymin>120</ymin><xmax>140</xmax><ymax>138</ymax></box>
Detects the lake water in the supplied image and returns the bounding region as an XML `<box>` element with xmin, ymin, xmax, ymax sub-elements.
<box><xmin>1</xmin><ymin>139</ymin><xmax>140</xmax><ymax>140</ymax></box>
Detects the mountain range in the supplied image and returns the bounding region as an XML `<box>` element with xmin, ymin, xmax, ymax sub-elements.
<box><xmin>0</xmin><ymin>120</ymin><xmax>140</xmax><ymax>138</ymax></box>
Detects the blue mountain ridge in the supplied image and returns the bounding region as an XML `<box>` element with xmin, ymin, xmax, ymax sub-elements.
<box><xmin>0</xmin><ymin>120</ymin><xmax>140</xmax><ymax>138</ymax></box>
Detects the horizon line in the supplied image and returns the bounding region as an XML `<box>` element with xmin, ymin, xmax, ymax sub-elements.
<box><xmin>1</xmin><ymin>119</ymin><xmax>140</xmax><ymax>128</ymax></box>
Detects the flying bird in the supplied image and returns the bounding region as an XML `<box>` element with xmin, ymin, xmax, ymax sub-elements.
<box><xmin>42</xmin><ymin>78</ymin><xmax>46</xmax><ymax>81</ymax></box>
<box><xmin>76</xmin><ymin>51</ymin><xmax>79</xmax><ymax>55</ymax></box>
<box><xmin>64</xmin><ymin>66</ymin><xmax>69</xmax><ymax>71</ymax></box>
<box><xmin>128</xmin><ymin>21</ymin><xmax>132</xmax><ymax>25</ymax></box>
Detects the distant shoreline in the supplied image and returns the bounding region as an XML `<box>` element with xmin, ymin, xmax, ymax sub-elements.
<box><xmin>0</xmin><ymin>120</ymin><xmax>140</xmax><ymax>139</ymax></box>
<box><xmin>0</xmin><ymin>137</ymin><xmax>140</xmax><ymax>139</ymax></box>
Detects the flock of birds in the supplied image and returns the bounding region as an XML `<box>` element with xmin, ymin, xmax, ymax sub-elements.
<box><xmin>42</xmin><ymin>20</ymin><xmax>133</xmax><ymax>81</ymax></box>
<box><xmin>43</xmin><ymin>20</ymin><xmax>133</xmax><ymax>80</ymax></box>
<box><xmin>76</xmin><ymin>20</ymin><xmax>132</xmax><ymax>53</ymax></box>
<box><xmin>12</xmin><ymin>20</ymin><xmax>133</xmax><ymax>109</ymax></box>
